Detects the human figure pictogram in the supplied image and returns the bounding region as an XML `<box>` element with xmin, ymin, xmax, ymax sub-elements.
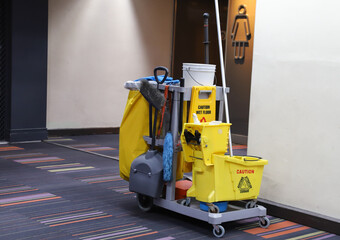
<box><xmin>231</xmin><ymin>5</ymin><xmax>251</xmax><ymax>62</ymax></box>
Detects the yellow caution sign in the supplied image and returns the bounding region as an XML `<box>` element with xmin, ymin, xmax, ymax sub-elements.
<box><xmin>188</xmin><ymin>86</ymin><xmax>216</xmax><ymax>123</ymax></box>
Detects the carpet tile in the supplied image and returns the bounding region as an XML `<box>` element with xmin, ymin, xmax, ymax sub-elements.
<box><xmin>0</xmin><ymin>136</ymin><xmax>338</xmax><ymax>240</ymax></box>
<box><xmin>0</xmin><ymin>146</ymin><xmax>24</xmax><ymax>152</ymax></box>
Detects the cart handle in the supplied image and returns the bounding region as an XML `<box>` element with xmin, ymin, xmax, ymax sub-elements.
<box><xmin>154</xmin><ymin>66</ymin><xmax>169</xmax><ymax>85</ymax></box>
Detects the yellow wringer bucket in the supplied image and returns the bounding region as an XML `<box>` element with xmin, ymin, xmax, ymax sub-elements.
<box><xmin>181</xmin><ymin>122</ymin><xmax>268</xmax><ymax>205</ymax></box>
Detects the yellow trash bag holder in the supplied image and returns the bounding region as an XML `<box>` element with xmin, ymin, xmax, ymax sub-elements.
<box><xmin>119</xmin><ymin>90</ymin><xmax>184</xmax><ymax>181</ymax></box>
<box><xmin>119</xmin><ymin>90</ymin><xmax>150</xmax><ymax>181</ymax></box>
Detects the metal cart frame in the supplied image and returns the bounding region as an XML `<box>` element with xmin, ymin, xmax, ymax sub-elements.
<box><xmin>126</xmin><ymin>83</ymin><xmax>270</xmax><ymax>237</ymax></box>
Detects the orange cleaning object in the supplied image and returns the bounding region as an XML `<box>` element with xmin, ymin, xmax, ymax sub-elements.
<box><xmin>175</xmin><ymin>180</ymin><xmax>192</xmax><ymax>200</ymax></box>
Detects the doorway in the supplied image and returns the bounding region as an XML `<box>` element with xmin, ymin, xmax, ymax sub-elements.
<box><xmin>172</xmin><ymin>0</ymin><xmax>256</xmax><ymax>143</ymax></box>
<box><xmin>225</xmin><ymin>0</ymin><xmax>256</xmax><ymax>141</ymax></box>
<box><xmin>172</xmin><ymin>0</ymin><xmax>228</xmax><ymax>83</ymax></box>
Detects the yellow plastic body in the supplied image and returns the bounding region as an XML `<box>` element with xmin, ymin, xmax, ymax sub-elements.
<box><xmin>181</xmin><ymin>123</ymin><xmax>231</xmax><ymax>166</ymax></box>
<box><xmin>187</xmin><ymin>154</ymin><xmax>268</xmax><ymax>203</ymax></box>
<box><xmin>188</xmin><ymin>86</ymin><xmax>216</xmax><ymax>123</ymax></box>
<box><xmin>181</xmin><ymin>122</ymin><xmax>268</xmax><ymax>203</ymax></box>
<box><xmin>119</xmin><ymin>91</ymin><xmax>149</xmax><ymax>181</ymax></box>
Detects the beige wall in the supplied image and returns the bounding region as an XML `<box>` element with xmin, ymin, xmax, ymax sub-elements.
<box><xmin>248</xmin><ymin>0</ymin><xmax>340</xmax><ymax>219</ymax></box>
<box><xmin>47</xmin><ymin>0</ymin><xmax>173</xmax><ymax>129</ymax></box>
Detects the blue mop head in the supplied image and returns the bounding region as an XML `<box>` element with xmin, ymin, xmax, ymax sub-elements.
<box><xmin>163</xmin><ymin>132</ymin><xmax>173</xmax><ymax>182</ymax></box>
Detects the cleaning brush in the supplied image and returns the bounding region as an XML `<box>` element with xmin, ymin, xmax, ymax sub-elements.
<box><xmin>139</xmin><ymin>79</ymin><xmax>165</xmax><ymax>110</ymax></box>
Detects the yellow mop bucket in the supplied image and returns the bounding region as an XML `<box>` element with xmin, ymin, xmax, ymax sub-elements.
<box><xmin>187</xmin><ymin>154</ymin><xmax>267</xmax><ymax>203</ymax></box>
<box><xmin>181</xmin><ymin>122</ymin><xmax>268</xmax><ymax>203</ymax></box>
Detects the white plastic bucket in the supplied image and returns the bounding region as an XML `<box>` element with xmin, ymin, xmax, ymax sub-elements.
<box><xmin>182</xmin><ymin>63</ymin><xmax>216</xmax><ymax>88</ymax></box>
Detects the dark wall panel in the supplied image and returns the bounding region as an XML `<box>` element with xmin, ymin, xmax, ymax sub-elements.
<box><xmin>0</xmin><ymin>0</ymin><xmax>11</xmax><ymax>141</ymax></box>
<box><xmin>8</xmin><ymin>0</ymin><xmax>48</xmax><ymax>141</ymax></box>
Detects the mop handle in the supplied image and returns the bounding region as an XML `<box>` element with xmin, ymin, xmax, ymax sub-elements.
<box><xmin>214</xmin><ymin>0</ymin><xmax>233</xmax><ymax>156</ymax></box>
<box><xmin>203</xmin><ymin>13</ymin><xmax>210</xmax><ymax>64</ymax></box>
<box><xmin>157</xmin><ymin>86</ymin><xmax>169</xmax><ymax>137</ymax></box>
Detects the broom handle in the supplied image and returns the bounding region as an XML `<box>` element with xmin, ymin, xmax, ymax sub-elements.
<box><xmin>149</xmin><ymin>103</ymin><xmax>153</xmax><ymax>138</ymax></box>
<box><xmin>157</xmin><ymin>86</ymin><xmax>169</xmax><ymax>137</ymax></box>
<box><xmin>214</xmin><ymin>0</ymin><xmax>233</xmax><ymax>156</ymax></box>
<box><xmin>151</xmin><ymin>108</ymin><xmax>158</xmax><ymax>150</ymax></box>
<box><xmin>151</xmin><ymin>66</ymin><xmax>168</xmax><ymax>149</ymax></box>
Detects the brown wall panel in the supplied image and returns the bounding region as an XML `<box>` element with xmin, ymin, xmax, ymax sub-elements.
<box><xmin>225</xmin><ymin>0</ymin><xmax>256</xmax><ymax>135</ymax></box>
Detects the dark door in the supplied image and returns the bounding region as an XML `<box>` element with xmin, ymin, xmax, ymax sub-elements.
<box><xmin>172</xmin><ymin>0</ymin><xmax>228</xmax><ymax>83</ymax></box>
<box><xmin>172</xmin><ymin>0</ymin><xmax>256</xmax><ymax>140</ymax></box>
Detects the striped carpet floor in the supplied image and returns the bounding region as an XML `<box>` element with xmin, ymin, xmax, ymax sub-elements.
<box><xmin>0</xmin><ymin>139</ymin><xmax>339</xmax><ymax>240</ymax></box>
<box><xmin>47</xmin><ymin>135</ymin><xmax>118</xmax><ymax>158</ymax></box>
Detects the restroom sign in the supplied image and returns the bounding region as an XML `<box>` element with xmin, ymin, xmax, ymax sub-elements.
<box><xmin>231</xmin><ymin>4</ymin><xmax>251</xmax><ymax>62</ymax></box>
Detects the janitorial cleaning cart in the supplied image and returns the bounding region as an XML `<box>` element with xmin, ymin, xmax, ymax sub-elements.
<box><xmin>119</xmin><ymin>1</ymin><xmax>270</xmax><ymax>238</ymax></box>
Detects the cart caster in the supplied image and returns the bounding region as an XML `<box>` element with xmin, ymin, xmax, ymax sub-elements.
<box><xmin>136</xmin><ymin>193</ymin><xmax>153</xmax><ymax>212</ymax></box>
<box><xmin>246</xmin><ymin>200</ymin><xmax>257</xmax><ymax>209</ymax></box>
<box><xmin>208</xmin><ymin>203</ymin><xmax>220</xmax><ymax>213</ymax></box>
<box><xmin>180</xmin><ymin>197</ymin><xmax>191</xmax><ymax>207</ymax></box>
<box><xmin>259</xmin><ymin>216</ymin><xmax>270</xmax><ymax>228</ymax></box>
<box><xmin>212</xmin><ymin>224</ymin><xmax>225</xmax><ymax>238</ymax></box>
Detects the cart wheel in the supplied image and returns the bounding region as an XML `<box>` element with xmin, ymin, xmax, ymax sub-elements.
<box><xmin>212</xmin><ymin>225</ymin><xmax>225</xmax><ymax>238</ymax></box>
<box><xmin>246</xmin><ymin>200</ymin><xmax>257</xmax><ymax>209</ymax></box>
<box><xmin>208</xmin><ymin>204</ymin><xmax>220</xmax><ymax>213</ymax></box>
<box><xmin>136</xmin><ymin>193</ymin><xmax>153</xmax><ymax>212</ymax></box>
<box><xmin>259</xmin><ymin>217</ymin><xmax>270</xmax><ymax>228</ymax></box>
<box><xmin>180</xmin><ymin>197</ymin><xmax>191</xmax><ymax>207</ymax></box>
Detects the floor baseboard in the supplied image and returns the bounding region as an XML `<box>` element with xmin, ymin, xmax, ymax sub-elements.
<box><xmin>48</xmin><ymin>127</ymin><xmax>119</xmax><ymax>136</ymax></box>
<box><xmin>257</xmin><ymin>198</ymin><xmax>340</xmax><ymax>235</ymax></box>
